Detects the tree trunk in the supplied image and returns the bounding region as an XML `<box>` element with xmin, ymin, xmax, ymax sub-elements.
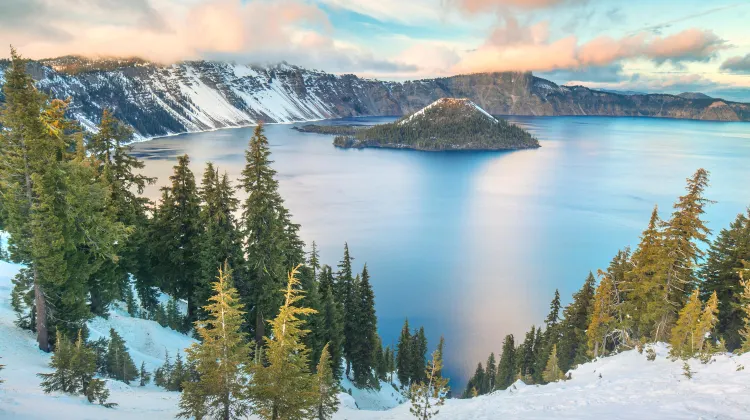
<box><xmin>34</xmin><ymin>267</ymin><xmax>49</xmax><ymax>352</ymax></box>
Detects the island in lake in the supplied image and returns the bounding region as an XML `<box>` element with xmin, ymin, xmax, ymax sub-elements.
<box><xmin>325</xmin><ymin>98</ymin><xmax>540</xmax><ymax>151</ymax></box>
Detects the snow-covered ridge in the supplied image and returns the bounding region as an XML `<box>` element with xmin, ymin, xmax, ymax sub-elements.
<box><xmin>398</xmin><ymin>98</ymin><xmax>499</xmax><ymax>125</ymax></box>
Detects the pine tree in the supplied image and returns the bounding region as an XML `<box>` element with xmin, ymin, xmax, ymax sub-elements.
<box><xmin>352</xmin><ymin>264</ymin><xmax>378</xmax><ymax>388</ymax></box>
<box><xmin>197</xmin><ymin>164</ymin><xmax>243</xmax><ymax>321</ymax></box>
<box><xmin>495</xmin><ymin>334</ymin><xmax>516</xmax><ymax>390</ymax></box>
<box><xmin>412</xmin><ymin>327</ymin><xmax>428</xmax><ymax>384</ymax></box>
<box><xmin>318</xmin><ymin>275</ymin><xmax>345</xmax><ymax>380</ymax></box>
<box><xmin>409</xmin><ymin>348</ymin><xmax>449</xmax><ymax>420</ymax></box>
<box><xmin>166</xmin><ymin>298</ymin><xmax>183</xmax><ymax>332</ymax></box>
<box><xmin>179</xmin><ymin>264</ymin><xmax>252</xmax><ymax>420</ymax></box>
<box><xmin>240</xmin><ymin>123</ymin><xmax>289</xmax><ymax>345</ymax></box>
<box><xmin>482</xmin><ymin>353</ymin><xmax>496</xmax><ymax>393</ymax></box>
<box><xmin>468</xmin><ymin>363</ymin><xmax>484</xmax><ymax>396</ymax></box>
<box><xmin>669</xmin><ymin>289</ymin><xmax>704</xmax><ymax>359</ymax></box>
<box><xmin>139</xmin><ymin>362</ymin><xmax>150</xmax><ymax>386</ymax></box>
<box><xmin>248</xmin><ymin>265</ymin><xmax>317</xmax><ymax>420</ymax></box>
<box><xmin>700</xmin><ymin>211</ymin><xmax>750</xmax><ymax>350</ymax></box>
<box><xmin>536</xmin><ymin>290</ymin><xmax>561</xmax><ymax>380</ymax></box>
<box><xmin>1</xmin><ymin>49</ymin><xmax>125</xmax><ymax>350</ymax></box>
<box><xmin>542</xmin><ymin>344</ymin><xmax>564</xmax><ymax>383</ymax></box>
<box><xmin>588</xmin><ymin>274</ymin><xmax>616</xmax><ymax>358</ymax></box>
<box><xmin>150</xmin><ymin>154</ymin><xmax>202</xmax><ymax>324</ymax></box>
<box><xmin>87</xmin><ymin>108</ymin><xmax>155</xmax><ymax>315</ymax></box>
<box><xmin>660</xmin><ymin>169</ymin><xmax>713</xmax><ymax>339</ymax></box>
<box><xmin>531</xmin><ymin>326</ymin><xmax>544</xmax><ymax>384</ymax></box>
<box><xmin>518</xmin><ymin>327</ymin><xmax>536</xmax><ymax>381</ymax></box>
<box><xmin>105</xmin><ymin>328</ymin><xmax>138</xmax><ymax>384</ymax></box>
<box><xmin>171</xmin><ymin>352</ymin><xmax>189</xmax><ymax>392</ymax></box>
<box><xmin>738</xmin><ymin>270</ymin><xmax>750</xmax><ymax>353</ymax></box>
<box><xmin>39</xmin><ymin>331</ymin><xmax>115</xmax><ymax>407</ymax></box>
<box><xmin>314</xmin><ymin>344</ymin><xmax>340</xmax><ymax>420</ymax></box>
<box><xmin>337</xmin><ymin>243</ymin><xmax>357</xmax><ymax>377</ymax></box>
<box><xmin>557</xmin><ymin>273</ymin><xmax>596</xmax><ymax>372</ymax></box>
<box><xmin>154</xmin><ymin>350</ymin><xmax>172</xmax><ymax>389</ymax></box>
<box><xmin>396</xmin><ymin>318</ymin><xmax>412</xmax><ymax>386</ymax></box>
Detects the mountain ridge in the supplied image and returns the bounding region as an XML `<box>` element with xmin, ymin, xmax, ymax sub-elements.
<box><xmin>0</xmin><ymin>57</ymin><xmax>748</xmax><ymax>139</ymax></box>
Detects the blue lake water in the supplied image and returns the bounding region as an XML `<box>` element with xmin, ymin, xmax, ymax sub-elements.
<box><xmin>132</xmin><ymin>116</ymin><xmax>750</xmax><ymax>388</ymax></box>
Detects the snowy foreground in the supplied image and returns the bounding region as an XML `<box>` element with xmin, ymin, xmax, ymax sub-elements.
<box><xmin>1</xmin><ymin>258</ymin><xmax>750</xmax><ymax>419</ymax></box>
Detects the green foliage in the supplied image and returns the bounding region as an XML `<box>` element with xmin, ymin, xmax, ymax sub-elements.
<box><xmin>700</xmin><ymin>211</ymin><xmax>750</xmax><ymax>350</ymax></box>
<box><xmin>240</xmin><ymin>123</ymin><xmax>299</xmax><ymax>344</ymax></box>
<box><xmin>1</xmin><ymin>49</ymin><xmax>127</xmax><ymax>350</ymax></box>
<box><xmin>248</xmin><ymin>266</ymin><xmax>317</xmax><ymax>420</ymax></box>
<box><xmin>495</xmin><ymin>335</ymin><xmax>516</xmax><ymax>390</ymax></box>
<box><xmin>196</xmin><ymin>163</ymin><xmax>243</xmax><ymax>322</ymax></box>
<box><xmin>409</xmin><ymin>347</ymin><xmax>450</xmax><ymax>420</ymax></box>
<box><xmin>542</xmin><ymin>344</ymin><xmax>564</xmax><ymax>383</ymax></box>
<box><xmin>314</xmin><ymin>344</ymin><xmax>340</xmax><ymax>420</ymax></box>
<box><xmin>38</xmin><ymin>331</ymin><xmax>116</xmax><ymax>407</ymax></box>
<box><xmin>294</xmin><ymin>124</ymin><xmax>363</xmax><ymax>135</ymax></box>
<box><xmin>179</xmin><ymin>264</ymin><xmax>252</xmax><ymax>420</ymax></box>
<box><xmin>105</xmin><ymin>328</ymin><xmax>138</xmax><ymax>384</ymax></box>
<box><xmin>149</xmin><ymin>154</ymin><xmax>202</xmax><ymax>324</ymax></box>
<box><xmin>669</xmin><ymin>290</ymin><xmax>719</xmax><ymax>359</ymax></box>
<box><xmin>333</xmin><ymin>99</ymin><xmax>539</xmax><ymax>151</ymax></box>
<box><xmin>351</xmin><ymin>264</ymin><xmax>379</xmax><ymax>388</ymax></box>
<box><xmin>139</xmin><ymin>362</ymin><xmax>150</xmax><ymax>386</ymax></box>
<box><xmin>557</xmin><ymin>273</ymin><xmax>596</xmax><ymax>373</ymax></box>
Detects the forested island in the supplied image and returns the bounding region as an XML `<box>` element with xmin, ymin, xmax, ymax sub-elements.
<box><xmin>332</xmin><ymin>98</ymin><xmax>540</xmax><ymax>151</ymax></box>
<box><xmin>293</xmin><ymin>124</ymin><xmax>366</xmax><ymax>135</ymax></box>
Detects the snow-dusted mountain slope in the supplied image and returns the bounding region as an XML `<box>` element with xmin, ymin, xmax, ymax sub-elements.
<box><xmin>2</xmin><ymin>252</ymin><xmax>750</xmax><ymax>419</ymax></box>
<box><xmin>1</xmin><ymin>56</ymin><xmax>748</xmax><ymax>140</ymax></box>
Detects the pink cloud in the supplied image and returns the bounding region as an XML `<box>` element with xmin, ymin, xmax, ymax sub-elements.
<box><xmin>450</xmin><ymin>0</ymin><xmax>583</xmax><ymax>13</ymax></box>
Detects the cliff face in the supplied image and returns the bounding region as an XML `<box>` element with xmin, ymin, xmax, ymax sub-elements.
<box><xmin>0</xmin><ymin>57</ymin><xmax>747</xmax><ymax>139</ymax></box>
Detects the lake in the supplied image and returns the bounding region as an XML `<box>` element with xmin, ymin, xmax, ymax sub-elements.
<box><xmin>132</xmin><ymin>116</ymin><xmax>750</xmax><ymax>388</ymax></box>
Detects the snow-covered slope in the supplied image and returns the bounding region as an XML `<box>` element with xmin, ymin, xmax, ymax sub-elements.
<box><xmin>0</xmin><ymin>255</ymin><xmax>402</xmax><ymax>419</ymax></box>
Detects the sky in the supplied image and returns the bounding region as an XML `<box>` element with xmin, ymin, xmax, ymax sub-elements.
<box><xmin>1</xmin><ymin>0</ymin><xmax>750</xmax><ymax>101</ymax></box>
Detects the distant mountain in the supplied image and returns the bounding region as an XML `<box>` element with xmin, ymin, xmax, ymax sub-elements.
<box><xmin>0</xmin><ymin>56</ymin><xmax>748</xmax><ymax>139</ymax></box>
<box><xmin>595</xmin><ymin>89</ymin><xmax>648</xmax><ymax>96</ymax></box>
<box><xmin>332</xmin><ymin>98</ymin><xmax>540</xmax><ymax>151</ymax></box>
<box><xmin>678</xmin><ymin>92</ymin><xmax>713</xmax><ymax>100</ymax></box>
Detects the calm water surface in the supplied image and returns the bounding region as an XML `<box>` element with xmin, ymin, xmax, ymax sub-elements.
<box><xmin>132</xmin><ymin>116</ymin><xmax>750</xmax><ymax>387</ymax></box>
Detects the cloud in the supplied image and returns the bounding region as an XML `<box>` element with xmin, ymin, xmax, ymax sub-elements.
<box><xmin>448</xmin><ymin>0</ymin><xmax>584</xmax><ymax>13</ymax></box>
<box><xmin>720</xmin><ymin>54</ymin><xmax>750</xmax><ymax>74</ymax></box>
<box><xmin>0</xmin><ymin>0</ymin><xmax>414</xmax><ymax>74</ymax></box>
<box><xmin>452</xmin><ymin>18</ymin><xmax>729</xmax><ymax>75</ymax></box>
<box><xmin>539</xmin><ymin>63</ymin><xmax>628</xmax><ymax>84</ymax></box>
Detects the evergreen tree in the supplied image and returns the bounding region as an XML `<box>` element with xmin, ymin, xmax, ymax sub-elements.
<box><xmin>166</xmin><ymin>298</ymin><xmax>183</xmax><ymax>332</ymax></box>
<box><xmin>482</xmin><ymin>353</ymin><xmax>496</xmax><ymax>393</ymax></box>
<box><xmin>670</xmin><ymin>290</ymin><xmax>719</xmax><ymax>359</ymax></box>
<box><xmin>336</xmin><ymin>243</ymin><xmax>357</xmax><ymax>377</ymax></box>
<box><xmin>495</xmin><ymin>334</ymin><xmax>516</xmax><ymax>390</ymax></box>
<box><xmin>531</xmin><ymin>327</ymin><xmax>544</xmax><ymax>384</ymax></box>
<box><xmin>150</xmin><ymin>154</ymin><xmax>202</xmax><ymax>324</ymax></box>
<box><xmin>179</xmin><ymin>264</ymin><xmax>252</xmax><ymax>420</ymax></box>
<box><xmin>396</xmin><ymin>318</ymin><xmax>413</xmax><ymax>386</ymax></box>
<box><xmin>248</xmin><ymin>265</ymin><xmax>317</xmax><ymax>420</ymax></box>
<box><xmin>700</xmin><ymin>211</ymin><xmax>750</xmax><ymax>350</ymax></box>
<box><xmin>240</xmin><ymin>123</ymin><xmax>289</xmax><ymax>344</ymax></box>
<box><xmin>1</xmin><ymin>49</ymin><xmax>125</xmax><ymax>350</ymax></box>
<box><xmin>154</xmin><ymin>350</ymin><xmax>172</xmax><ymax>389</ymax></box>
<box><xmin>105</xmin><ymin>328</ymin><xmax>138</xmax><ymax>384</ymax></box>
<box><xmin>518</xmin><ymin>327</ymin><xmax>536</xmax><ymax>381</ymax></box>
<box><xmin>542</xmin><ymin>344</ymin><xmax>564</xmax><ymax>383</ymax></box>
<box><xmin>557</xmin><ymin>273</ymin><xmax>596</xmax><ymax>372</ymax></box>
<box><xmin>412</xmin><ymin>327</ymin><xmax>428</xmax><ymax>384</ymax></box>
<box><xmin>660</xmin><ymin>169</ymin><xmax>713</xmax><ymax>339</ymax></box>
<box><xmin>737</xmin><ymin>271</ymin><xmax>750</xmax><ymax>353</ymax></box>
<box><xmin>197</xmin><ymin>164</ymin><xmax>243</xmax><ymax>321</ymax></box>
<box><xmin>87</xmin><ymin>108</ymin><xmax>155</xmax><ymax>315</ymax></box>
<box><xmin>587</xmin><ymin>274</ymin><xmax>617</xmax><ymax>358</ymax></box>
<box><xmin>409</xmin><ymin>348</ymin><xmax>449</xmax><ymax>420</ymax></box>
<box><xmin>468</xmin><ymin>363</ymin><xmax>484</xmax><ymax>396</ymax></box>
<box><xmin>352</xmin><ymin>264</ymin><xmax>378</xmax><ymax>388</ymax></box>
<box><xmin>318</xmin><ymin>275</ymin><xmax>345</xmax><ymax>380</ymax></box>
<box><xmin>139</xmin><ymin>362</ymin><xmax>150</xmax><ymax>386</ymax></box>
<box><xmin>314</xmin><ymin>344</ymin><xmax>340</xmax><ymax>420</ymax></box>
<box><xmin>536</xmin><ymin>289</ymin><xmax>561</xmax><ymax>380</ymax></box>
<box><xmin>39</xmin><ymin>331</ymin><xmax>115</xmax><ymax>407</ymax></box>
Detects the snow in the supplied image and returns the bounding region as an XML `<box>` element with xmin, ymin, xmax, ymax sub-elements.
<box><xmin>398</xmin><ymin>98</ymin><xmax>498</xmax><ymax>126</ymax></box>
<box><xmin>2</xmin><ymin>235</ymin><xmax>750</xmax><ymax>418</ymax></box>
